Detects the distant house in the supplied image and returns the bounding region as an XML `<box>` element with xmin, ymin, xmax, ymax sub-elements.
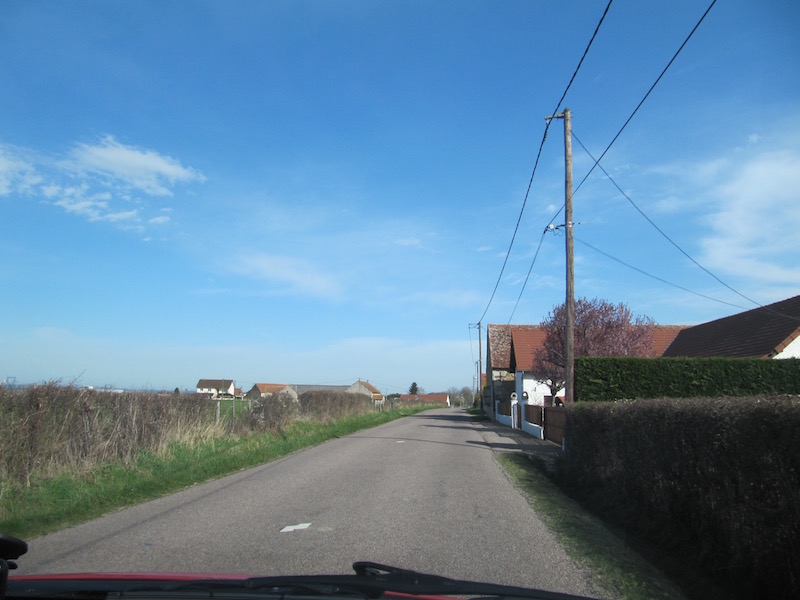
<box><xmin>398</xmin><ymin>393</ymin><xmax>450</xmax><ymax>407</ymax></box>
<box><xmin>347</xmin><ymin>380</ymin><xmax>386</xmax><ymax>407</ymax></box>
<box><xmin>246</xmin><ymin>383</ymin><xmax>298</xmax><ymax>401</ymax></box>
<box><xmin>485</xmin><ymin>324</ymin><xmax>538</xmax><ymax>418</ymax></box>
<box><xmin>663</xmin><ymin>295</ymin><xmax>800</xmax><ymax>359</ymax></box>
<box><xmin>196</xmin><ymin>379</ymin><xmax>235</xmax><ymax>397</ymax></box>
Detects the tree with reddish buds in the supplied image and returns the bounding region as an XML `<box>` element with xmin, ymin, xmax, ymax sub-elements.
<box><xmin>533</xmin><ymin>297</ymin><xmax>655</xmax><ymax>401</ymax></box>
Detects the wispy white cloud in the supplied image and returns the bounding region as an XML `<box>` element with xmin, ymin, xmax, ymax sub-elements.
<box><xmin>101</xmin><ymin>209</ymin><xmax>139</xmax><ymax>223</ymax></box>
<box><xmin>1</xmin><ymin>136</ymin><xmax>204</xmax><ymax>234</ymax></box>
<box><xmin>700</xmin><ymin>148</ymin><xmax>800</xmax><ymax>284</ymax></box>
<box><xmin>0</xmin><ymin>145</ymin><xmax>42</xmax><ymax>195</ymax></box>
<box><xmin>65</xmin><ymin>135</ymin><xmax>205</xmax><ymax>196</ymax></box>
<box><xmin>232</xmin><ymin>252</ymin><xmax>343</xmax><ymax>298</ymax></box>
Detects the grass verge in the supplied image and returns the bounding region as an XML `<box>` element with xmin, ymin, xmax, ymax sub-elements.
<box><xmin>496</xmin><ymin>453</ymin><xmax>687</xmax><ymax>600</ymax></box>
<box><xmin>1</xmin><ymin>407</ymin><xmax>429</xmax><ymax>540</ymax></box>
<box><xmin>466</xmin><ymin>407</ymin><xmax>489</xmax><ymax>421</ymax></box>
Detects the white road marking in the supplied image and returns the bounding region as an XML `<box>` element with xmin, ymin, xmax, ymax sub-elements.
<box><xmin>396</xmin><ymin>440</ymin><xmax>405</xmax><ymax>443</ymax></box>
<box><xmin>280</xmin><ymin>522</ymin><xmax>311</xmax><ymax>533</ymax></box>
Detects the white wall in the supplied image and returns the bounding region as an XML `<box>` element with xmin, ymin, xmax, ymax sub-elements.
<box><xmin>515</xmin><ymin>372</ymin><xmax>554</xmax><ymax>406</ymax></box>
<box><xmin>496</xmin><ymin>411</ymin><xmax>512</xmax><ymax>427</ymax></box>
<box><xmin>775</xmin><ymin>335</ymin><xmax>800</xmax><ymax>359</ymax></box>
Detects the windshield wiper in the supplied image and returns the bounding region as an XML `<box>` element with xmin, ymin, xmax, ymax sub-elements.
<box><xmin>241</xmin><ymin>562</ymin><xmax>597</xmax><ymax>600</ymax></box>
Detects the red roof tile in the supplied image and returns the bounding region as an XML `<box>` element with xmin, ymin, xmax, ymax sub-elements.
<box><xmin>650</xmin><ymin>325</ymin><xmax>686</xmax><ymax>357</ymax></box>
<box><xmin>255</xmin><ymin>383</ymin><xmax>290</xmax><ymax>394</ymax></box>
<box><xmin>487</xmin><ymin>324</ymin><xmax>542</xmax><ymax>370</ymax></box>
<box><xmin>510</xmin><ymin>326</ymin><xmax>547</xmax><ymax>371</ymax></box>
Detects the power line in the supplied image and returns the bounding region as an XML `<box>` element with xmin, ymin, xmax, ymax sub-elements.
<box><xmin>476</xmin><ymin>0</ymin><xmax>614</xmax><ymax>324</ymax></box>
<box><xmin>507</xmin><ymin>229</ymin><xmax>548</xmax><ymax>323</ymax></box>
<box><xmin>574</xmin><ymin>236</ymin><xmax>749</xmax><ymax>311</ymax></box>
<box><xmin>572</xmin><ymin>132</ymin><xmax>800</xmax><ymax>323</ymax></box>
<box><xmin>574</xmin><ymin>0</ymin><xmax>718</xmax><ymax>195</ymax></box>
<box><xmin>571</xmin><ymin>131</ymin><xmax>768</xmax><ymax>310</ymax></box>
<box><xmin>506</xmin><ymin>198</ymin><xmax>570</xmax><ymax>322</ymax></box>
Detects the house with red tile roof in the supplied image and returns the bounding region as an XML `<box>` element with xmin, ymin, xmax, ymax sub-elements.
<box><xmin>348</xmin><ymin>380</ymin><xmax>386</xmax><ymax>408</ymax></box>
<box><xmin>663</xmin><ymin>295</ymin><xmax>800</xmax><ymax>359</ymax></box>
<box><xmin>485</xmin><ymin>324</ymin><xmax>528</xmax><ymax>416</ymax></box>
<box><xmin>246</xmin><ymin>383</ymin><xmax>298</xmax><ymax>401</ymax></box>
<box><xmin>486</xmin><ymin>321</ymin><xmax>684</xmax><ymax>429</ymax></box>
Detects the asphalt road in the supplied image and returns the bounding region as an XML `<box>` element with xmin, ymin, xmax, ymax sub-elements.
<box><xmin>15</xmin><ymin>409</ymin><xmax>602</xmax><ymax>598</ymax></box>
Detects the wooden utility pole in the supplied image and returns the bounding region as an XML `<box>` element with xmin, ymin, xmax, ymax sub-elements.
<box><xmin>563</xmin><ymin>108</ymin><xmax>575</xmax><ymax>404</ymax></box>
<box><xmin>546</xmin><ymin>108</ymin><xmax>575</xmax><ymax>404</ymax></box>
<box><xmin>478</xmin><ymin>321</ymin><xmax>483</xmax><ymax>406</ymax></box>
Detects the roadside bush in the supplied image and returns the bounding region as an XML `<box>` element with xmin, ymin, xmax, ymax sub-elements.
<box><xmin>1</xmin><ymin>384</ymin><xmax>379</xmax><ymax>492</ymax></box>
<box><xmin>0</xmin><ymin>383</ymin><xmax>210</xmax><ymax>487</ymax></box>
<box><xmin>574</xmin><ymin>356</ymin><xmax>800</xmax><ymax>401</ymax></box>
<box><xmin>560</xmin><ymin>396</ymin><xmax>800</xmax><ymax>599</ymax></box>
<box><xmin>244</xmin><ymin>392</ymin><xmax>300</xmax><ymax>432</ymax></box>
<box><xmin>298</xmin><ymin>391</ymin><xmax>372</xmax><ymax>420</ymax></box>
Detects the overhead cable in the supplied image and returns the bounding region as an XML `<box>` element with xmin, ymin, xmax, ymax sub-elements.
<box><xmin>574</xmin><ymin>237</ymin><xmax>749</xmax><ymax>311</ymax></box>
<box><xmin>476</xmin><ymin>0</ymin><xmax>614</xmax><ymax>324</ymax></box>
<box><xmin>572</xmin><ymin>132</ymin><xmax>800</xmax><ymax>322</ymax></box>
<box><xmin>574</xmin><ymin>0</ymin><xmax>718</xmax><ymax>195</ymax></box>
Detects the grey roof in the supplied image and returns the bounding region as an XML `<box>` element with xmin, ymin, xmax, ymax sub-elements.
<box><xmin>196</xmin><ymin>379</ymin><xmax>234</xmax><ymax>389</ymax></box>
<box><xmin>291</xmin><ymin>384</ymin><xmax>351</xmax><ymax>395</ymax></box>
<box><xmin>663</xmin><ymin>295</ymin><xmax>800</xmax><ymax>358</ymax></box>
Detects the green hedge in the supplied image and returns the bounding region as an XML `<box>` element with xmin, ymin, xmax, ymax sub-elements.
<box><xmin>574</xmin><ymin>356</ymin><xmax>800</xmax><ymax>402</ymax></box>
<box><xmin>560</xmin><ymin>396</ymin><xmax>800</xmax><ymax>599</ymax></box>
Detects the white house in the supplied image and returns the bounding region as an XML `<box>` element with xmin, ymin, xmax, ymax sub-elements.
<box><xmin>196</xmin><ymin>379</ymin><xmax>235</xmax><ymax>397</ymax></box>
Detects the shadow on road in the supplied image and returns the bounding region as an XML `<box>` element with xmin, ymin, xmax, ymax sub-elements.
<box><xmin>465</xmin><ymin>439</ymin><xmax>525</xmax><ymax>452</ymax></box>
<box><xmin>405</xmin><ymin>412</ymin><xmax>476</xmax><ymax>423</ymax></box>
<box><xmin>348</xmin><ymin>434</ymin><xmax>488</xmax><ymax>451</ymax></box>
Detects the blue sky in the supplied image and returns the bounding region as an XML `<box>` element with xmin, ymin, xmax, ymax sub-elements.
<box><xmin>1</xmin><ymin>0</ymin><xmax>798</xmax><ymax>394</ymax></box>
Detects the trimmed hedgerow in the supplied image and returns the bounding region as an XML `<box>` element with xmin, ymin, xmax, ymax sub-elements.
<box><xmin>574</xmin><ymin>356</ymin><xmax>800</xmax><ymax>401</ymax></box>
<box><xmin>560</xmin><ymin>396</ymin><xmax>800</xmax><ymax>599</ymax></box>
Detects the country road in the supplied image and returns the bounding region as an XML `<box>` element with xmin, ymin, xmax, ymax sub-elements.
<box><xmin>15</xmin><ymin>409</ymin><xmax>602</xmax><ymax>598</ymax></box>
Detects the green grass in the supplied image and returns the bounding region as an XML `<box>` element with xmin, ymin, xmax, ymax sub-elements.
<box><xmin>466</xmin><ymin>407</ymin><xmax>489</xmax><ymax>421</ymax></box>
<box><xmin>0</xmin><ymin>407</ymin><xmax>429</xmax><ymax>540</ymax></box>
<box><xmin>496</xmin><ymin>453</ymin><xmax>687</xmax><ymax>600</ymax></box>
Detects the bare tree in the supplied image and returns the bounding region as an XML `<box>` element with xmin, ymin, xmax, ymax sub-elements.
<box><xmin>460</xmin><ymin>386</ymin><xmax>474</xmax><ymax>407</ymax></box>
<box><xmin>532</xmin><ymin>297</ymin><xmax>655</xmax><ymax>400</ymax></box>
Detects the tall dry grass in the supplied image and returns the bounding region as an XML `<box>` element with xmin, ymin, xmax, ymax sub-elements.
<box><xmin>0</xmin><ymin>384</ymin><xmax>216</xmax><ymax>487</ymax></box>
<box><xmin>1</xmin><ymin>384</ymin><xmax>377</xmax><ymax>489</ymax></box>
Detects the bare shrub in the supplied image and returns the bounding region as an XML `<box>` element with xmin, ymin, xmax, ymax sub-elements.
<box><xmin>1</xmin><ymin>383</ymin><xmax>377</xmax><ymax>490</ymax></box>
<box><xmin>298</xmin><ymin>391</ymin><xmax>372</xmax><ymax>420</ymax></box>
<box><xmin>244</xmin><ymin>393</ymin><xmax>300</xmax><ymax>432</ymax></box>
<box><xmin>0</xmin><ymin>383</ymin><xmax>210</xmax><ymax>486</ymax></box>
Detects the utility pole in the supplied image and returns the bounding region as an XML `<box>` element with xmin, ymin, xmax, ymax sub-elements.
<box><xmin>563</xmin><ymin>108</ymin><xmax>575</xmax><ymax>404</ymax></box>
<box><xmin>477</xmin><ymin>321</ymin><xmax>483</xmax><ymax>406</ymax></box>
<box><xmin>546</xmin><ymin>107</ymin><xmax>575</xmax><ymax>404</ymax></box>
